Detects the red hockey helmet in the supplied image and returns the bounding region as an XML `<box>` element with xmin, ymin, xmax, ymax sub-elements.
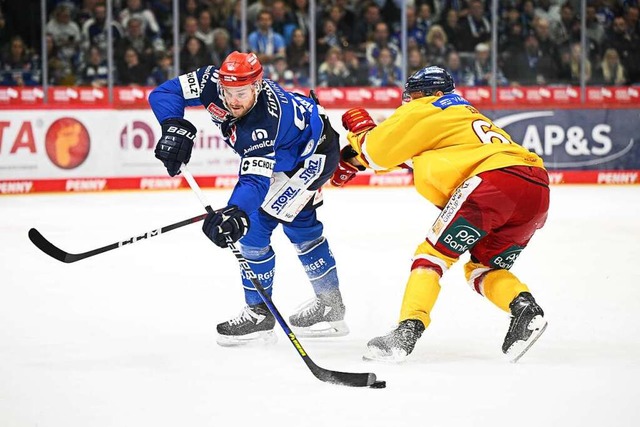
<box><xmin>219</xmin><ymin>51</ymin><xmax>264</xmax><ymax>87</ymax></box>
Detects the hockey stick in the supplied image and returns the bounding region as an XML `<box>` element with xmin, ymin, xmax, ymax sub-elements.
<box><xmin>29</xmin><ymin>214</ymin><xmax>207</xmax><ymax>263</ymax></box>
<box><xmin>181</xmin><ymin>167</ymin><xmax>385</xmax><ymax>388</ymax></box>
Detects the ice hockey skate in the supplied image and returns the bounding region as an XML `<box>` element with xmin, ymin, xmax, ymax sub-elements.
<box><xmin>289</xmin><ymin>290</ymin><xmax>349</xmax><ymax>337</ymax></box>
<box><xmin>216</xmin><ymin>303</ymin><xmax>277</xmax><ymax>347</ymax></box>
<box><xmin>502</xmin><ymin>292</ymin><xmax>547</xmax><ymax>362</ymax></box>
<box><xmin>363</xmin><ymin>319</ymin><xmax>425</xmax><ymax>363</ymax></box>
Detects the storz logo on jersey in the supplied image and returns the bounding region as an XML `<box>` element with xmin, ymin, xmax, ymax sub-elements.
<box><xmin>179</xmin><ymin>72</ymin><xmax>199</xmax><ymax>99</ymax></box>
<box><xmin>207</xmin><ymin>102</ymin><xmax>228</xmax><ymax>122</ymax></box>
<box><xmin>299</xmin><ymin>155</ymin><xmax>324</xmax><ymax>184</ymax></box>
<box><xmin>252</xmin><ymin>129</ymin><xmax>269</xmax><ymax>141</ymax></box>
<box><xmin>240</xmin><ymin>157</ymin><xmax>275</xmax><ymax>178</ymax></box>
<box><xmin>270</xmin><ymin>186</ymin><xmax>301</xmax><ymax>214</ymax></box>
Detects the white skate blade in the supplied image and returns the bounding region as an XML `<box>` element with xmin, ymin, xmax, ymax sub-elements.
<box><xmin>291</xmin><ymin>320</ymin><xmax>350</xmax><ymax>338</ymax></box>
<box><xmin>216</xmin><ymin>330</ymin><xmax>277</xmax><ymax>347</ymax></box>
<box><xmin>505</xmin><ymin>315</ymin><xmax>548</xmax><ymax>363</ymax></box>
<box><xmin>362</xmin><ymin>346</ymin><xmax>408</xmax><ymax>363</ymax></box>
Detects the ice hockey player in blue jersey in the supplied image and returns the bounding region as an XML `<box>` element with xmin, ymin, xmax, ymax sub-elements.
<box><xmin>148</xmin><ymin>51</ymin><xmax>349</xmax><ymax>346</ymax></box>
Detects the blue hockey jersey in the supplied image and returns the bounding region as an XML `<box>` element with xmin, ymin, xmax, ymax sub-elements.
<box><xmin>148</xmin><ymin>65</ymin><xmax>325</xmax><ymax>216</ymax></box>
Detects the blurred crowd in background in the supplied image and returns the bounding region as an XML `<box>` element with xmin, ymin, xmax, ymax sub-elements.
<box><xmin>1</xmin><ymin>0</ymin><xmax>639</xmax><ymax>89</ymax></box>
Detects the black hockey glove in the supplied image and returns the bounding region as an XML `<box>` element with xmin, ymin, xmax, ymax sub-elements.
<box><xmin>202</xmin><ymin>206</ymin><xmax>250</xmax><ymax>248</ymax></box>
<box><xmin>154</xmin><ymin>118</ymin><xmax>197</xmax><ymax>176</ymax></box>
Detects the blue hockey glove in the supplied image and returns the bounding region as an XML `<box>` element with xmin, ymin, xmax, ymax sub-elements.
<box><xmin>154</xmin><ymin>118</ymin><xmax>197</xmax><ymax>176</ymax></box>
<box><xmin>202</xmin><ymin>206</ymin><xmax>250</xmax><ymax>248</ymax></box>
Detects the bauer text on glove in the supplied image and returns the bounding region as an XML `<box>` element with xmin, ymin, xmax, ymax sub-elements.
<box><xmin>154</xmin><ymin>118</ymin><xmax>197</xmax><ymax>177</ymax></box>
<box><xmin>202</xmin><ymin>206</ymin><xmax>250</xmax><ymax>248</ymax></box>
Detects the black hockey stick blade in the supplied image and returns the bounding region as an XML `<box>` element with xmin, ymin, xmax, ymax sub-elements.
<box><xmin>305</xmin><ymin>357</ymin><xmax>377</xmax><ymax>387</ymax></box>
<box><xmin>227</xmin><ymin>240</ymin><xmax>382</xmax><ymax>388</ymax></box>
<box><xmin>29</xmin><ymin>213</ymin><xmax>208</xmax><ymax>263</ymax></box>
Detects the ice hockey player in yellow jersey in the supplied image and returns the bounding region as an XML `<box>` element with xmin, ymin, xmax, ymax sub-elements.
<box><xmin>331</xmin><ymin>66</ymin><xmax>550</xmax><ymax>363</ymax></box>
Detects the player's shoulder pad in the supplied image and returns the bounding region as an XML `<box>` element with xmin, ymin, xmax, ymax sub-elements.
<box><xmin>239</xmin><ymin>156</ymin><xmax>275</xmax><ymax>178</ymax></box>
<box><xmin>177</xmin><ymin>66</ymin><xmax>218</xmax><ymax>100</ymax></box>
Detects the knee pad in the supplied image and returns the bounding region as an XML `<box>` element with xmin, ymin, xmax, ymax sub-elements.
<box><xmin>295</xmin><ymin>237</ymin><xmax>339</xmax><ymax>294</ymax></box>
<box><xmin>411</xmin><ymin>240</ymin><xmax>458</xmax><ymax>276</ymax></box>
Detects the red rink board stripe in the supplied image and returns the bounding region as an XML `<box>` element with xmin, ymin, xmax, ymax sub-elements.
<box><xmin>0</xmin><ymin>171</ymin><xmax>638</xmax><ymax>195</ymax></box>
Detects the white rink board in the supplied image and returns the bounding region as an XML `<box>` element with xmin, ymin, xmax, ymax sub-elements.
<box><xmin>1</xmin><ymin>185</ymin><xmax>639</xmax><ymax>427</ymax></box>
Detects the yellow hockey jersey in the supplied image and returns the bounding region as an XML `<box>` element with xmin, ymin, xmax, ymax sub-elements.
<box><xmin>348</xmin><ymin>94</ymin><xmax>545</xmax><ymax>208</ymax></box>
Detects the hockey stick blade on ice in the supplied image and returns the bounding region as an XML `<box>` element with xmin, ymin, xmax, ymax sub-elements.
<box><xmin>226</xmin><ymin>239</ymin><xmax>380</xmax><ymax>387</ymax></box>
<box><xmin>28</xmin><ymin>213</ymin><xmax>208</xmax><ymax>263</ymax></box>
<box><xmin>180</xmin><ymin>166</ymin><xmax>384</xmax><ymax>388</ymax></box>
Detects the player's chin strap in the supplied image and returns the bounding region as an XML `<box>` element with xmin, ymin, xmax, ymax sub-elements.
<box><xmin>180</xmin><ymin>165</ymin><xmax>383</xmax><ymax>388</ymax></box>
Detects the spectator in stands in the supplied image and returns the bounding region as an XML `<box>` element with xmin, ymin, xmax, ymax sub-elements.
<box><xmin>79</xmin><ymin>45</ymin><xmax>108</xmax><ymax>87</ymax></box>
<box><xmin>150</xmin><ymin>0</ymin><xmax>173</xmax><ymax>46</ymax></box>
<box><xmin>326</xmin><ymin>3</ymin><xmax>354</xmax><ymax>44</ymax></box>
<box><xmin>369</xmin><ymin>46</ymin><xmax>403</xmax><ymax>87</ymax></box>
<box><xmin>317</xmin><ymin>46</ymin><xmax>351</xmax><ymax>87</ymax></box>
<box><xmin>226</xmin><ymin>0</ymin><xmax>243</xmax><ymax>50</ymax></box>
<box><xmin>520</xmin><ymin>0</ymin><xmax>537</xmax><ymax>38</ymax></box>
<box><xmin>416</xmin><ymin>3</ymin><xmax>434</xmax><ymax>36</ymax></box>
<box><xmin>180</xmin><ymin>36</ymin><xmax>209</xmax><ymax>73</ymax></box>
<box><xmin>248</xmin><ymin>10</ymin><xmax>286</xmax><ymax>66</ymax></box>
<box><xmin>585</xmin><ymin>5</ymin><xmax>606</xmax><ymax>56</ymax></box>
<box><xmin>352</xmin><ymin>3</ymin><xmax>382</xmax><ymax>50</ymax></box>
<box><xmin>267</xmin><ymin>55</ymin><xmax>302</xmax><ymax>88</ymax></box>
<box><xmin>115</xmin><ymin>17</ymin><xmax>154</xmax><ymax>76</ymax></box>
<box><xmin>533</xmin><ymin>18</ymin><xmax>560</xmax><ymax>66</ymax></box>
<box><xmin>207</xmin><ymin>0</ymin><xmax>234</xmax><ymax>29</ymax></box>
<box><xmin>0</xmin><ymin>35</ymin><xmax>40</xmax><ymax>86</ymax></box>
<box><xmin>195</xmin><ymin>9</ymin><xmax>216</xmax><ymax>53</ymax></box>
<box><xmin>286</xmin><ymin>28</ymin><xmax>310</xmax><ymax>79</ymax></box>
<box><xmin>316</xmin><ymin>19</ymin><xmax>348</xmax><ymax>62</ymax></box>
<box><xmin>603</xmin><ymin>15</ymin><xmax>640</xmax><ymax>83</ymax></box>
<box><xmin>557</xmin><ymin>42</ymin><xmax>592</xmax><ymax>85</ymax></box>
<box><xmin>424</xmin><ymin>25</ymin><xmax>453</xmax><ymax>68</ymax></box>
<box><xmin>445</xmin><ymin>50</ymin><xmax>469</xmax><ymax>87</ymax></box>
<box><xmin>625</xmin><ymin>6</ymin><xmax>640</xmax><ymax>37</ymax></box>
<box><xmin>148</xmin><ymin>51</ymin><xmax>174</xmax><ymax>85</ymax></box>
<box><xmin>365</xmin><ymin>22</ymin><xmax>402</xmax><ymax>68</ymax></box>
<box><xmin>499</xmin><ymin>8</ymin><xmax>525</xmax><ymax>55</ymax></box>
<box><xmin>534</xmin><ymin>0</ymin><xmax>561</xmax><ymax>25</ymax></box>
<box><xmin>438</xmin><ymin>8</ymin><xmax>462</xmax><ymax>51</ymax></box>
<box><xmin>393</xmin><ymin>5</ymin><xmax>427</xmax><ymax>49</ymax></box>
<box><xmin>181</xmin><ymin>0</ymin><xmax>200</xmax><ymax>21</ymax></box>
<box><xmin>119</xmin><ymin>47</ymin><xmax>148</xmax><ymax>85</ymax></box>
<box><xmin>594</xmin><ymin>47</ymin><xmax>627</xmax><ymax>85</ymax></box>
<box><xmin>343</xmin><ymin>44</ymin><xmax>369</xmax><ymax>86</ymax></box>
<box><xmin>467</xmin><ymin>42</ymin><xmax>508</xmax><ymax>86</ymax></box>
<box><xmin>81</xmin><ymin>3</ymin><xmax>124</xmax><ymax>56</ymax></box>
<box><xmin>551</xmin><ymin>2</ymin><xmax>580</xmax><ymax>48</ymax></box>
<box><xmin>271</xmin><ymin>0</ymin><xmax>297</xmax><ymax>44</ymax></box>
<box><xmin>291</xmin><ymin>0</ymin><xmax>311</xmax><ymax>38</ymax></box>
<box><xmin>180</xmin><ymin>16</ymin><xmax>199</xmax><ymax>48</ymax></box>
<box><xmin>119</xmin><ymin>0</ymin><xmax>163</xmax><ymax>50</ymax></box>
<box><xmin>210</xmin><ymin>28</ymin><xmax>233</xmax><ymax>67</ymax></box>
<box><xmin>46</xmin><ymin>3</ymin><xmax>81</xmax><ymax>71</ymax></box>
<box><xmin>457</xmin><ymin>0</ymin><xmax>491</xmax><ymax>52</ymax></box>
<box><xmin>407</xmin><ymin>46</ymin><xmax>427</xmax><ymax>76</ymax></box>
<box><xmin>45</xmin><ymin>33</ymin><xmax>73</xmax><ymax>85</ymax></box>
<box><xmin>504</xmin><ymin>34</ymin><xmax>557</xmax><ymax>85</ymax></box>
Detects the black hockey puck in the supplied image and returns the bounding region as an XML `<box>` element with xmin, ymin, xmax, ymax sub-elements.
<box><xmin>369</xmin><ymin>380</ymin><xmax>386</xmax><ymax>389</ymax></box>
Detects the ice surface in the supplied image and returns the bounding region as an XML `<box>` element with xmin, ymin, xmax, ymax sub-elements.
<box><xmin>1</xmin><ymin>186</ymin><xmax>639</xmax><ymax>427</ymax></box>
